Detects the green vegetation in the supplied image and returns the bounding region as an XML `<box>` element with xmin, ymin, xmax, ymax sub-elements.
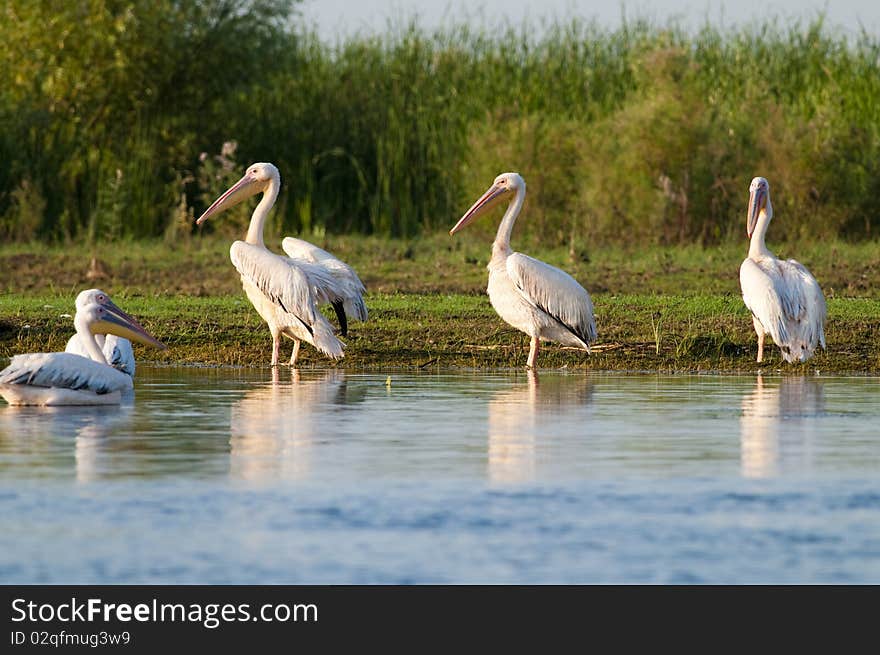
<box><xmin>4</xmin><ymin>288</ymin><xmax>879</xmax><ymax>373</ymax></box>
<box><xmin>2</xmin><ymin>5</ymin><xmax>878</xmax><ymax>373</ymax></box>
<box><xmin>2</xmin><ymin>238</ymin><xmax>879</xmax><ymax>372</ymax></box>
<box><xmin>1</xmin><ymin>2</ymin><xmax>879</xmax><ymax>246</ymax></box>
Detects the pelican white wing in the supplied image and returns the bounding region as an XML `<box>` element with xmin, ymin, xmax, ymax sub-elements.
<box><xmin>105</xmin><ymin>336</ymin><xmax>136</xmax><ymax>375</ymax></box>
<box><xmin>740</xmin><ymin>257</ymin><xmax>827</xmax><ymax>362</ymax></box>
<box><xmin>288</xmin><ymin>257</ymin><xmax>347</xmax><ymax>306</ymax></box>
<box><xmin>65</xmin><ymin>334</ymin><xmax>136</xmax><ymax>377</ymax></box>
<box><xmin>280</xmin><ymin>237</ymin><xmax>338</xmax><ymax>264</ymax></box>
<box><xmin>231</xmin><ymin>241</ymin><xmax>314</xmax><ymax>325</ymax></box>
<box><xmin>0</xmin><ymin>352</ymin><xmax>134</xmax><ymax>405</ymax></box>
<box><xmin>230</xmin><ymin>241</ymin><xmax>344</xmax><ymax>359</ymax></box>
<box><xmin>506</xmin><ymin>252</ymin><xmax>597</xmax><ymax>347</ymax></box>
<box><xmin>282</xmin><ymin>237</ymin><xmax>368</xmax><ymax>322</ymax></box>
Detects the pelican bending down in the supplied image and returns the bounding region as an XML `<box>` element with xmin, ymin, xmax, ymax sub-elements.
<box><xmin>739</xmin><ymin>176</ymin><xmax>826</xmax><ymax>363</ymax></box>
<box><xmin>0</xmin><ymin>301</ymin><xmax>165</xmax><ymax>406</ymax></box>
<box><xmin>64</xmin><ymin>289</ymin><xmax>136</xmax><ymax>377</ymax></box>
<box><xmin>449</xmin><ymin>172</ymin><xmax>597</xmax><ymax>368</ymax></box>
<box><xmin>196</xmin><ymin>162</ymin><xmax>352</xmax><ymax>366</ymax></box>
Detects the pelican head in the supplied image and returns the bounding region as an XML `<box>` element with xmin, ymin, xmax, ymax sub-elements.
<box><xmin>196</xmin><ymin>162</ymin><xmax>280</xmax><ymax>225</ymax></box>
<box><xmin>74</xmin><ymin>288</ymin><xmax>150</xmax><ymax>332</ymax></box>
<box><xmin>747</xmin><ymin>176</ymin><xmax>772</xmax><ymax>237</ymax></box>
<box><xmin>450</xmin><ymin>172</ymin><xmax>524</xmax><ymax>235</ymax></box>
<box><xmin>76</xmin><ymin>302</ymin><xmax>166</xmax><ymax>350</ymax></box>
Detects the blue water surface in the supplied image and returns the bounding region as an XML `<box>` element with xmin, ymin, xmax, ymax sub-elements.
<box><xmin>1</xmin><ymin>367</ymin><xmax>878</xmax><ymax>584</ymax></box>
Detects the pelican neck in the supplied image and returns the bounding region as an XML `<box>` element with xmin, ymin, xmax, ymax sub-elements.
<box><xmin>492</xmin><ymin>185</ymin><xmax>526</xmax><ymax>256</ymax></box>
<box><xmin>245</xmin><ymin>177</ymin><xmax>280</xmax><ymax>247</ymax></box>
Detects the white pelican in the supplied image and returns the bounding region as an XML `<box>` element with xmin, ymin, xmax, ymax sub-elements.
<box><xmin>739</xmin><ymin>177</ymin><xmax>827</xmax><ymax>363</ymax></box>
<box><xmin>281</xmin><ymin>237</ymin><xmax>368</xmax><ymax>336</ymax></box>
<box><xmin>196</xmin><ymin>162</ymin><xmax>348</xmax><ymax>366</ymax></box>
<box><xmin>0</xmin><ymin>301</ymin><xmax>165</xmax><ymax>406</ymax></box>
<box><xmin>64</xmin><ymin>289</ymin><xmax>136</xmax><ymax>377</ymax></box>
<box><xmin>449</xmin><ymin>172</ymin><xmax>597</xmax><ymax>368</ymax></box>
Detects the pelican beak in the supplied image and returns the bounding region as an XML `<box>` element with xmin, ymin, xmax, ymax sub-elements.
<box><xmin>102</xmin><ymin>298</ymin><xmax>148</xmax><ymax>334</ymax></box>
<box><xmin>196</xmin><ymin>171</ymin><xmax>260</xmax><ymax>225</ymax></box>
<box><xmin>449</xmin><ymin>182</ymin><xmax>510</xmax><ymax>235</ymax></box>
<box><xmin>747</xmin><ymin>186</ymin><xmax>766</xmax><ymax>238</ymax></box>
<box><xmin>91</xmin><ymin>307</ymin><xmax>167</xmax><ymax>350</ymax></box>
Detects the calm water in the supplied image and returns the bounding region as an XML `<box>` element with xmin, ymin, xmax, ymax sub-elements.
<box><xmin>1</xmin><ymin>366</ymin><xmax>879</xmax><ymax>584</ymax></box>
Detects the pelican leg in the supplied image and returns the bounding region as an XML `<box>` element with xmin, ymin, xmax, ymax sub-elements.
<box><xmin>752</xmin><ymin>317</ymin><xmax>765</xmax><ymax>363</ymax></box>
<box><xmin>271</xmin><ymin>333</ymin><xmax>281</xmax><ymax>367</ymax></box>
<box><xmin>331</xmin><ymin>300</ymin><xmax>348</xmax><ymax>337</ymax></box>
<box><xmin>527</xmin><ymin>336</ymin><xmax>539</xmax><ymax>369</ymax></box>
<box><xmin>289</xmin><ymin>339</ymin><xmax>301</xmax><ymax>366</ymax></box>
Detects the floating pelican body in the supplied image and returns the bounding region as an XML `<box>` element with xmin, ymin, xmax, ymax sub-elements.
<box><xmin>64</xmin><ymin>289</ymin><xmax>136</xmax><ymax>377</ymax></box>
<box><xmin>196</xmin><ymin>162</ymin><xmax>366</xmax><ymax>366</ymax></box>
<box><xmin>0</xmin><ymin>299</ymin><xmax>165</xmax><ymax>406</ymax></box>
<box><xmin>739</xmin><ymin>177</ymin><xmax>826</xmax><ymax>363</ymax></box>
<box><xmin>450</xmin><ymin>172</ymin><xmax>597</xmax><ymax>368</ymax></box>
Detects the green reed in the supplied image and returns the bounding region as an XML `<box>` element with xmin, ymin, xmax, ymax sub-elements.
<box><xmin>0</xmin><ymin>3</ymin><xmax>878</xmax><ymax>247</ymax></box>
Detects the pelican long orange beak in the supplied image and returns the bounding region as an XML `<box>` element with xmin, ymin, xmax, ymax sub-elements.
<box><xmin>91</xmin><ymin>305</ymin><xmax>167</xmax><ymax>350</ymax></box>
<box><xmin>747</xmin><ymin>185</ymin><xmax>767</xmax><ymax>238</ymax></box>
<box><xmin>449</xmin><ymin>182</ymin><xmax>511</xmax><ymax>235</ymax></box>
<box><xmin>196</xmin><ymin>171</ymin><xmax>261</xmax><ymax>225</ymax></box>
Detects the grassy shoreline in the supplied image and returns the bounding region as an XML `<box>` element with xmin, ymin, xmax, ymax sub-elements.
<box><xmin>2</xmin><ymin>238</ymin><xmax>879</xmax><ymax>374</ymax></box>
<box><xmin>2</xmin><ymin>292</ymin><xmax>879</xmax><ymax>374</ymax></box>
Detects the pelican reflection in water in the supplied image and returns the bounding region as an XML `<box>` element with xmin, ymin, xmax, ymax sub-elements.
<box><xmin>739</xmin><ymin>375</ymin><xmax>823</xmax><ymax>478</ymax></box>
<box><xmin>487</xmin><ymin>371</ymin><xmax>593</xmax><ymax>483</ymax></box>
<box><xmin>229</xmin><ymin>369</ymin><xmax>354</xmax><ymax>481</ymax></box>
<box><xmin>0</xmin><ymin>403</ymin><xmax>132</xmax><ymax>483</ymax></box>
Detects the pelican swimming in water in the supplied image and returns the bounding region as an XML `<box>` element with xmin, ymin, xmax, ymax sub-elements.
<box><xmin>64</xmin><ymin>289</ymin><xmax>136</xmax><ymax>377</ymax></box>
<box><xmin>196</xmin><ymin>162</ymin><xmax>360</xmax><ymax>366</ymax></box>
<box><xmin>449</xmin><ymin>172</ymin><xmax>597</xmax><ymax>368</ymax></box>
<box><xmin>0</xmin><ymin>300</ymin><xmax>165</xmax><ymax>406</ymax></box>
<box><xmin>739</xmin><ymin>176</ymin><xmax>827</xmax><ymax>363</ymax></box>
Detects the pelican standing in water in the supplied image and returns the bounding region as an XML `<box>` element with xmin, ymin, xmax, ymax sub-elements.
<box><xmin>64</xmin><ymin>289</ymin><xmax>136</xmax><ymax>377</ymax></box>
<box><xmin>0</xmin><ymin>300</ymin><xmax>165</xmax><ymax>406</ymax></box>
<box><xmin>449</xmin><ymin>172</ymin><xmax>597</xmax><ymax>368</ymax></box>
<box><xmin>196</xmin><ymin>162</ymin><xmax>365</xmax><ymax>366</ymax></box>
<box><xmin>739</xmin><ymin>176</ymin><xmax>826</xmax><ymax>363</ymax></box>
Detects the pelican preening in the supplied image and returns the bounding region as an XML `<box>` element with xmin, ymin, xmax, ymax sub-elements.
<box><xmin>450</xmin><ymin>172</ymin><xmax>597</xmax><ymax>368</ymax></box>
<box><xmin>196</xmin><ymin>162</ymin><xmax>367</xmax><ymax>366</ymax></box>
<box><xmin>739</xmin><ymin>177</ymin><xmax>827</xmax><ymax>363</ymax></box>
<box><xmin>0</xmin><ymin>296</ymin><xmax>165</xmax><ymax>406</ymax></box>
<box><xmin>64</xmin><ymin>288</ymin><xmax>137</xmax><ymax>377</ymax></box>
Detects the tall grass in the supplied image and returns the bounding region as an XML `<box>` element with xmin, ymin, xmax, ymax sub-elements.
<box><xmin>1</xmin><ymin>3</ymin><xmax>878</xmax><ymax>246</ymax></box>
